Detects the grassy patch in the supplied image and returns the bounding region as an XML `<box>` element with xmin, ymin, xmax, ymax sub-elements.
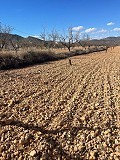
<box><xmin>0</xmin><ymin>47</ymin><xmax>106</xmax><ymax>70</ymax></box>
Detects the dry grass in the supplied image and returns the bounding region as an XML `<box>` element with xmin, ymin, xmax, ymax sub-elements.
<box><xmin>0</xmin><ymin>46</ymin><xmax>106</xmax><ymax>70</ymax></box>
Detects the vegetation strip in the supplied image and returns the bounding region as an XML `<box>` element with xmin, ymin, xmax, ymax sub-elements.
<box><xmin>0</xmin><ymin>47</ymin><xmax>105</xmax><ymax>70</ymax></box>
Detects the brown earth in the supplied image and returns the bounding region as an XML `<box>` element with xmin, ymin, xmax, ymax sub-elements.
<box><xmin>0</xmin><ymin>47</ymin><xmax>120</xmax><ymax>160</ymax></box>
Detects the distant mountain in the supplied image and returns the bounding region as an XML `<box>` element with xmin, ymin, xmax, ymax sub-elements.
<box><xmin>102</xmin><ymin>36</ymin><xmax>120</xmax><ymax>40</ymax></box>
<box><xmin>0</xmin><ymin>33</ymin><xmax>43</xmax><ymax>48</ymax></box>
<box><xmin>26</xmin><ymin>36</ymin><xmax>43</xmax><ymax>46</ymax></box>
<box><xmin>0</xmin><ymin>33</ymin><xmax>120</xmax><ymax>49</ymax></box>
<box><xmin>0</xmin><ymin>33</ymin><xmax>24</xmax><ymax>40</ymax></box>
<box><xmin>102</xmin><ymin>37</ymin><xmax>120</xmax><ymax>45</ymax></box>
<box><xmin>87</xmin><ymin>37</ymin><xmax>120</xmax><ymax>46</ymax></box>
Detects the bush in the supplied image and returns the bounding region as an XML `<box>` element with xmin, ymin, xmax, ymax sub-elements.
<box><xmin>0</xmin><ymin>47</ymin><xmax>106</xmax><ymax>70</ymax></box>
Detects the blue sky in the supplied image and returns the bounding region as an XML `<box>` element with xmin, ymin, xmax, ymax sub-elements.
<box><xmin>0</xmin><ymin>0</ymin><xmax>120</xmax><ymax>39</ymax></box>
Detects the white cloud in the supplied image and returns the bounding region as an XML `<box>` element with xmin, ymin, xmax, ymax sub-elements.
<box><xmin>85</xmin><ymin>28</ymin><xmax>96</xmax><ymax>33</ymax></box>
<box><xmin>72</xmin><ymin>26</ymin><xmax>84</xmax><ymax>31</ymax></box>
<box><xmin>107</xmin><ymin>22</ymin><xmax>115</xmax><ymax>26</ymax></box>
<box><xmin>113</xmin><ymin>28</ymin><xmax>120</xmax><ymax>31</ymax></box>
<box><xmin>97</xmin><ymin>29</ymin><xmax>107</xmax><ymax>33</ymax></box>
<box><xmin>33</xmin><ymin>35</ymin><xmax>40</xmax><ymax>38</ymax></box>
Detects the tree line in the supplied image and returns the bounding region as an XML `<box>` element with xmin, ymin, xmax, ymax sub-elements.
<box><xmin>0</xmin><ymin>22</ymin><xmax>93</xmax><ymax>53</ymax></box>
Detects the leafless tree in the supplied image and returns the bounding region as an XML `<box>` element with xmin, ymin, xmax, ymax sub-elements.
<box><xmin>49</xmin><ymin>29</ymin><xmax>59</xmax><ymax>42</ymax></box>
<box><xmin>48</xmin><ymin>29</ymin><xmax>59</xmax><ymax>49</ymax></box>
<box><xmin>59</xmin><ymin>27</ymin><xmax>74</xmax><ymax>52</ymax></box>
<box><xmin>40</xmin><ymin>28</ymin><xmax>48</xmax><ymax>49</ymax></box>
<box><xmin>10</xmin><ymin>38</ymin><xmax>22</xmax><ymax>53</ymax></box>
<box><xmin>0</xmin><ymin>22</ymin><xmax>13</xmax><ymax>51</ymax></box>
<box><xmin>74</xmin><ymin>32</ymin><xmax>90</xmax><ymax>49</ymax></box>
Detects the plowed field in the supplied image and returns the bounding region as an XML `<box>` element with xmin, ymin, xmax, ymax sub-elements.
<box><xmin>0</xmin><ymin>47</ymin><xmax>120</xmax><ymax>159</ymax></box>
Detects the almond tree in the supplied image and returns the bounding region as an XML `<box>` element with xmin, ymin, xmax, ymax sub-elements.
<box><xmin>75</xmin><ymin>31</ymin><xmax>90</xmax><ymax>49</ymax></box>
<box><xmin>48</xmin><ymin>29</ymin><xmax>59</xmax><ymax>49</ymax></box>
<box><xmin>10</xmin><ymin>38</ymin><xmax>22</xmax><ymax>53</ymax></box>
<box><xmin>40</xmin><ymin>28</ymin><xmax>48</xmax><ymax>49</ymax></box>
<box><xmin>59</xmin><ymin>27</ymin><xmax>74</xmax><ymax>52</ymax></box>
<box><xmin>0</xmin><ymin>22</ymin><xmax>13</xmax><ymax>51</ymax></box>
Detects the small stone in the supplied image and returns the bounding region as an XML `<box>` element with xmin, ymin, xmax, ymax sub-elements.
<box><xmin>14</xmin><ymin>139</ymin><xmax>18</xmax><ymax>144</ymax></box>
<box><xmin>42</xmin><ymin>153</ymin><xmax>49</xmax><ymax>159</ymax></box>
<box><xmin>104</xmin><ymin>129</ymin><xmax>110</xmax><ymax>135</ymax></box>
<box><xmin>10</xmin><ymin>145</ymin><xmax>14</xmax><ymax>150</ymax></box>
<box><xmin>0</xmin><ymin>146</ymin><xmax>4</xmax><ymax>152</ymax></box>
<box><xmin>74</xmin><ymin>146</ymin><xmax>78</xmax><ymax>152</ymax></box>
<box><xmin>80</xmin><ymin>116</ymin><xmax>86</xmax><ymax>121</ymax></box>
<box><xmin>95</xmin><ymin>103</ymin><xmax>99</xmax><ymax>107</ymax></box>
<box><xmin>8</xmin><ymin>99</ymin><xmax>14</xmax><ymax>107</ymax></box>
<box><xmin>91</xmin><ymin>106</ymin><xmax>94</xmax><ymax>110</ymax></box>
<box><xmin>90</xmin><ymin>131</ymin><xmax>95</xmax><ymax>137</ymax></box>
<box><xmin>18</xmin><ymin>156</ymin><xmax>23</xmax><ymax>160</ymax></box>
<box><xmin>89</xmin><ymin>156</ymin><xmax>96</xmax><ymax>160</ymax></box>
<box><xmin>14</xmin><ymin>151</ymin><xmax>19</xmax><ymax>156</ymax></box>
<box><xmin>19</xmin><ymin>138</ymin><xmax>29</xmax><ymax>145</ymax></box>
<box><xmin>93</xmin><ymin>93</ymin><xmax>97</xmax><ymax>97</ymax></box>
<box><xmin>114</xmin><ymin>158</ymin><xmax>119</xmax><ymax>160</ymax></box>
<box><xmin>90</xmin><ymin>150</ymin><xmax>98</xmax><ymax>158</ymax></box>
<box><xmin>115</xmin><ymin>152</ymin><xmax>120</xmax><ymax>156</ymax></box>
<box><xmin>102</xmin><ymin>142</ymin><xmax>107</xmax><ymax>147</ymax></box>
<box><xmin>115</xmin><ymin>139</ymin><xmax>119</xmax><ymax>144</ymax></box>
<box><xmin>2</xmin><ymin>153</ymin><xmax>7</xmax><ymax>159</ymax></box>
<box><xmin>30</xmin><ymin>150</ymin><xmax>37</xmax><ymax>157</ymax></box>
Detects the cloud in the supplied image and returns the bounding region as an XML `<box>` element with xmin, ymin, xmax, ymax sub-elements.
<box><xmin>85</xmin><ymin>28</ymin><xmax>96</xmax><ymax>33</ymax></box>
<box><xmin>113</xmin><ymin>28</ymin><xmax>120</xmax><ymax>31</ymax></box>
<box><xmin>107</xmin><ymin>22</ymin><xmax>115</xmax><ymax>26</ymax></box>
<box><xmin>72</xmin><ymin>26</ymin><xmax>84</xmax><ymax>31</ymax></box>
<box><xmin>97</xmin><ymin>29</ymin><xmax>107</xmax><ymax>33</ymax></box>
<box><xmin>32</xmin><ymin>35</ymin><xmax>40</xmax><ymax>38</ymax></box>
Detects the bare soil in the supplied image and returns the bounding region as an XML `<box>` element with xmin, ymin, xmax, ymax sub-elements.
<box><xmin>0</xmin><ymin>47</ymin><xmax>120</xmax><ymax>159</ymax></box>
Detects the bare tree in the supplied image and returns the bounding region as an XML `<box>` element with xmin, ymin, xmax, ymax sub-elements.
<box><xmin>74</xmin><ymin>32</ymin><xmax>91</xmax><ymax>49</ymax></box>
<box><xmin>82</xmin><ymin>34</ymin><xmax>90</xmax><ymax>41</ymax></box>
<box><xmin>0</xmin><ymin>22</ymin><xmax>13</xmax><ymax>51</ymax></box>
<box><xmin>48</xmin><ymin>29</ymin><xmax>59</xmax><ymax>49</ymax></box>
<box><xmin>40</xmin><ymin>28</ymin><xmax>48</xmax><ymax>49</ymax></box>
<box><xmin>59</xmin><ymin>27</ymin><xmax>74</xmax><ymax>52</ymax></box>
<box><xmin>10</xmin><ymin>38</ymin><xmax>22</xmax><ymax>53</ymax></box>
<box><xmin>74</xmin><ymin>30</ymin><xmax>82</xmax><ymax>47</ymax></box>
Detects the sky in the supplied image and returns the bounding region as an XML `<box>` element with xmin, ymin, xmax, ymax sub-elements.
<box><xmin>0</xmin><ymin>0</ymin><xmax>120</xmax><ymax>39</ymax></box>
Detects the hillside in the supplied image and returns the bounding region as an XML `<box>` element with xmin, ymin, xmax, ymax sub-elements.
<box><xmin>1</xmin><ymin>33</ymin><xmax>120</xmax><ymax>49</ymax></box>
<box><xmin>88</xmin><ymin>37</ymin><xmax>120</xmax><ymax>46</ymax></box>
<box><xmin>26</xmin><ymin>36</ymin><xmax>43</xmax><ymax>47</ymax></box>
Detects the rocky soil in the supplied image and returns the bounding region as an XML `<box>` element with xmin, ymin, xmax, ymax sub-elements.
<box><xmin>0</xmin><ymin>47</ymin><xmax>120</xmax><ymax>159</ymax></box>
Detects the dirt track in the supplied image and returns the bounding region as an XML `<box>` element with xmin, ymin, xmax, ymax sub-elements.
<box><xmin>0</xmin><ymin>47</ymin><xmax>120</xmax><ymax>159</ymax></box>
